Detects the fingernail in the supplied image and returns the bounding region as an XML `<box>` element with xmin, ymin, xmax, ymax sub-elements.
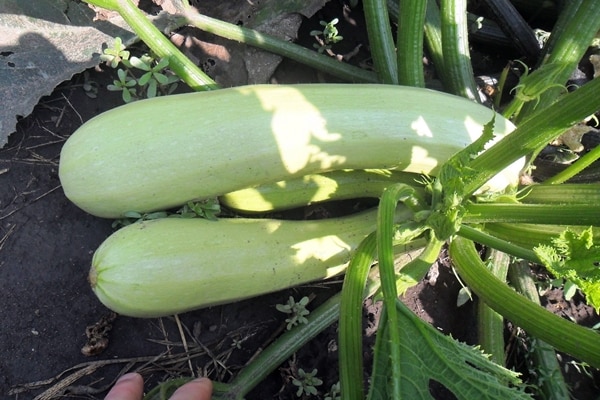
<box><xmin>117</xmin><ymin>372</ymin><xmax>141</xmax><ymax>383</ymax></box>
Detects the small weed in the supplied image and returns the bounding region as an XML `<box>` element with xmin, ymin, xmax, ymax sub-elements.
<box><xmin>111</xmin><ymin>199</ymin><xmax>220</xmax><ymax>228</ymax></box>
<box><xmin>107</xmin><ymin>68</ymin><xmax>137</xmax><ymax>103</ymax></box>
<box><xmin>291</xmin><ymin>368</ymin><xmax>323</xmax><ymax>397</ymax></box>
<box><xmin>324</xmin><ymin>381</ymin><xmax>341</xmax><ymax>400</ymax></box>
<box><xmin>127</xmin><ymin>55</ymin><xmax>179</xmax><ymax>98</ymax></box>
<box><xmin>174</xmin><ymin>199</ymin><xmax>221</xmax><ymax>221</ymax></box>
<box><xmin>112</xmin><ymin>210</ymin><xmax>168</xmax><ymax>228</ymax></box>
<box><xmin>276</xmin><ymin>296</ymin><xmax>311</xmax><ymax>330</ymax></box>
<box><xmin>100</xmin><ymin>37</ymin><xmax>130</xmax><ymax>68</ymax></box>
<box><xmin>101</xmin><ymin>37</ymin><xmax>179</xmax><ymax>103</ymax></box>
<box><xmin>310</xmin><ymin>18</ymin><xmax>343</xmax><ymax>54</ymax></box>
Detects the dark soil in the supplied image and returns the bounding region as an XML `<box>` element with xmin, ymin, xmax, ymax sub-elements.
<box><xmin>1</xmin><ymin>1</ymin><xmax>599</xmax><ymax>399</ymax></box>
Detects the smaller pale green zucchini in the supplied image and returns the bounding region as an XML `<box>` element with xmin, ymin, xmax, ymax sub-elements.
<box><xmin>219</xmin><ymin>169</ymin><xmax>425</xmax><ymax>213</ymax></box>
<box><xmin>90</xmin><ymin>207</ymin><xmax>419</xmax><ymax>317</ymax></box>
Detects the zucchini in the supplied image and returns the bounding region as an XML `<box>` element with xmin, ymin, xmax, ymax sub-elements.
<box><xmin>89</xmin><ymin>207</ymin><xmax>419</xmax><ymax>317</ymax></box>
<box><xmin>220</xmin><ymin>169</ymin><xmax>426</xmax><ymax>213</ymax></box>
<box><xmin>59</xmin><ymin>84</ymin><xmax>521</xmax><ymax>218</ymax></box>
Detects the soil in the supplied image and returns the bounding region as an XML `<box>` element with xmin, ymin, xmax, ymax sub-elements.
<box><xmin>1</xmin><ymin>1</ymin><xmax>599</xmax><ymax>399</ymax></box>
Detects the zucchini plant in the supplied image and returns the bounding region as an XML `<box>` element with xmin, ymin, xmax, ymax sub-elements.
<box><xmin>72</xmin><ymin>0</ymin><xmax>600</xmax><ymax>399</ymax></box>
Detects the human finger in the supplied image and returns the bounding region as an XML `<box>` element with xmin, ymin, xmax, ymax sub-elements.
<box><xmin>170</xmin><ymin>377</ymin><xmax>213</xmax><ymax>400</ymax></box>
<box><xmin>105</xmin><ymin>372</ymin><xmax>144</xmax><ymax>400</ymax></box>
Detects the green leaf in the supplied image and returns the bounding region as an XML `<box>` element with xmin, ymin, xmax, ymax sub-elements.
<box><xmin>534</xmin><ymin>227</ymin><xmax>600</xmax><ymax>312</ymax></box>
<box><xmin>368</xmin><ymin>299</ymin><xmax>531</xmax><ymax>400</ymax></box>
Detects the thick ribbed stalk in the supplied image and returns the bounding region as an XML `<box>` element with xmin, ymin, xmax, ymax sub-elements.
<box><xmin>439</xmin><ymin>0</ymin><xmax>479</xmax><ymax>101</ymax></box>
<box><xmin>458</xmin><ymin>225</ymin><xmax>540</xmax><ymax>263</ymax></box>
<box><xmin>363</xmin><ymin>0</ymin><xmax>398</xmax><ymax>84</ymax></box>
<box><xmin>449</xmin><ymin>236</ymin><xmax>600</xmax><ymax>368</ymax></box>
<box><xmin>508</xmin><ymin>261</ymin><xmax>571</xmax><ymax>400</ymax></box>
<box><xmin>396</xmin><ymin>0</ymin><xmax>427</xmax><ymax>86</ymax></box>
<box><xmin>377</xmin><ymin>185</ymin><xmax>424</xmax><ymax>398</ymax></box>
<box><xmin>422</xmin><ymin>0</ymin><xmax>446</xmax><ymax>82</ymax></box>
<box><xmin>483</xmin><ymin>223</ymin><xmax>600</xmax><ymax>249</ymax></box>
<box><xmin>463</xmin><ymin>77</ymin><xmax>600</xmax><ymax>196</ymax></box>
<box><xmin>520</xmin><ymin>182</ymin><xmax>600</xmax><ymax>204</ymax></box>
<box><xmin>338</xmin><ymin>228</ymin><xmax>427</xmax><ymax>400</ymax></box>
<box><xmin>477</xmin><ymin>249</ymin><xmax>509</xmax><ymax>365</ymax></box>
<box><xmin>463</xmin><ymin>203</ymin><xmax>600</xmax><ymax>225</ymax></box>
<box><xmin>515</xmin><ymin>0</ymin><xmax>600</xmax><ymax>123</ymax></box>
<box><xmin>338</xmin><ymin>233</ymin><xmax>376</xmax><ymax>400</ymax></box>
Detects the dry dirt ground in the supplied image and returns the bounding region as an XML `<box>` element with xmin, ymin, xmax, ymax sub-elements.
<box><xmin>1</xmin><ymin>1</ymin><xmax>599</xmax><ymax>399</ymax></box>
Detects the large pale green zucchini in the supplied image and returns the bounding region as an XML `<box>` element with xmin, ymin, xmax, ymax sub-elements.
<box><xmin>90</xmin><ymin>207</ymin><xmax>419</xmax><ymax>317</ymax></box>
<box><xmin>59</xmin><ymin>84</ymin><xmax>521</xmax><ymax>218</ymax></box>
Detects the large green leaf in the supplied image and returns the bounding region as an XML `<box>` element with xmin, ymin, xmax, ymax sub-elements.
<box><xmin>0</xmin><ymin>0</ymin><xmax>144</xmax><ymax>147</ymax></box>
<box><xmin>368</xmin><ymin>300</ymin><xmax>531</xmax><ymax>400</ymax></box>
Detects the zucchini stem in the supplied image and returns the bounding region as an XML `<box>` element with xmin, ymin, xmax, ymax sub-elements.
<box><xmin>507</xmin><ymin>261</ymin><xmax>571</xmax><ymax>399</ymax></box>
<box><xmin>363</xmin><ymin>0</ymin><xmax>399</xmax><ymax>84</ymax></box>
<box><xmin>477</xmin><ymin>249</ymin><xmax>509</xmax><ymax>365</ymax></box>
<box><xmin>439</xmin><ymin>0</ymin><xmax>480</xmax><ymax>101</ymax></box>
<box><xmin>449</xmin><ymin>236</ymin><xmax>600</xmax><ymax>368</ymax></box>
<box><xmin>396</xmin><ymin>0</ymin><xmax>427</xmax><ymax>87</ymax></box>
<box><xmin>177</xmin><ymin>5</ymin><xmax>378</xmax><ymax>84</ymax></box>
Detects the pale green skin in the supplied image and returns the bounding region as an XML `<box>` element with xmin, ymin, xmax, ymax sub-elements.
<box><xmin>90</xmin><ymin>207</ymin><xmax>416</xmax><ymax>317</ymax></box>
<box><xmin>59</xmin><ymin>84</ymin><xmax>521</xmax><ymax>218</ymax></box>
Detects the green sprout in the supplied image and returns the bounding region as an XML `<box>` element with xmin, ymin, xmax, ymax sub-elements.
<box><xmin>107</xmin><ymin>68</ymin><xmax>137</xmax><ymax>103</ymax></box>
<box><xmin>128</xmin><ymin>55</ymin><xmax>179</xmax><ymax>98</ymax></box>
<box><xmin>276</xmin><ymin>296</ymin><xmax>310</xmax><ymax>330</ymax></box>
<box><xmin>291</xmin><ymin>368</ymin><xmax>322</xmax><ymax>397</ymax></box>
<box><xmin>310</xmin><ymin>18</ymin><xmax>343</xmax><ymax>54</ymax></box>
<box><xmin>111</xmin><ymin>210</ymin><xmax>169</xmax><ymax>228</ymax></box>
<box><xmin>324</xmin><ymin>381</ymin><xmax>341</xmax><ymax>400</ymax></box>
<box><xmin>100</xmin><ymin>37</ymin><xmax>130</xmax><ymax>68</ymax></box>
<box><xmin>175</xmin><ymin>199</ymin><xmax>221</xmax><ymax>221</ymax></box>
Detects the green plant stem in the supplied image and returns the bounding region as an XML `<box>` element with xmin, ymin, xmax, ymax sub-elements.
<box><xmin>218</xmin><ymin>293</ymin><xmax>341</xmax><ymax>399</ymax></box>
<box><xmin>389</xmin><ymin>0</ymin><xmax>446</xmax><ymax>84</ymax></box>
<box><xmin>338</xmin><ymin>232</ymin><xmax>376</xmax><ymax>400</ymax></box>
<box><xmin>542</xmin><ymin>144</ymin><xmax>600</xmax><ymax>184</ymax></box>
<box><xmin>396</xmin><ymin>0</ymin><xmax>427</xmax><ymax>86</ymax></box>
<box><xmin>338</xmin><ymin>230</ymin><xmax>427</xmax><ymax>400</ymax></box>
<box><xmin>464</xmin><ymin>76</ymin><xmax>600</xmax><ymax>196</ymax></box>
<box><xmin>535</xmin><ymin>0</ymin><xmax>583</xmax><ymax>66</ymax></box>
<box><xmin>478</xmin><ymin>249</ymin><xmax>509</xmax><ymax>366</ymax></box>
<box><xmin>177</xmin><ymin>6</ymin><xmax>378</xmax><ymax>84</ymax></box>
<box><xmin>88</xmin><ymin>0</ymin><xmax>219</xmax><ymax>91</ymax></box>
<box><xmin>463</xmin><ymin>203</ymin><xmax>600</xmax><ymax>225</ymax></box>
<box><xmin>377</xmin><ymin>185</ymin><xmax>422</xmax><ymax>398</ymax></box>
<box><xmin>458</xmin><ymin>225</ymin><xmax>540</xmax><ymax>263</ymax></box>
<box><xmin>396</xmin><ymin>234</ymin><xmax>444</xmax><ymax>294</ymax></box>
<box><xmin>449</xmin><ymin>236</ymin><xmax>600</xmax><ymax>368</ymax></box>
<box><xmin>507</xmin><ymin>261</ymin><xmax>571</xmax><ymax>400</ymax></box>
<box><xmin>482</xmin><ymin>222</ymin><xmax>600</xmax><ymax>249</ymax></box>
<box><xmin>439</xmin><ymin>0</ymin><xmax>480</xmax><ymax>101</ymax></box>
<box><xmin>422</xmin><ymin>0</ymin><xmax>446</xmax><ymax>82</ymax></box>
<box><xmin>520</xmin><ymin>182</ymin><xmax>600</xmax><ymax>204</ymax></box>
<box><xmin>516</xmin><ymin>0</ymin><xmax>600</xmax><ymax>123</ymax></box>
<box><xmin>363</xmin><ymin>0</ymin><xmax>398</xmax><ymax>84</ymax></box>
